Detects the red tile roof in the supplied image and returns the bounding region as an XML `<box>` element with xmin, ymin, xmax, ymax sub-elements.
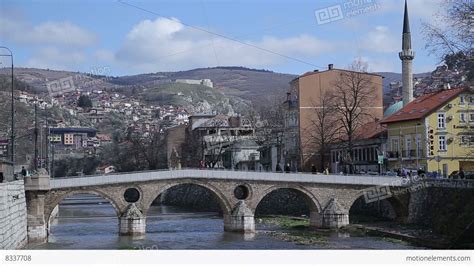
<box><xmin>355</xmin><ymin>121</ymin><xmax>387</xmax><ymax>140</ymax></box>
<box><xmin>336</xmin><ymin>121</ymin><xmax>386</xmax><ymax>142</ymax></box>
<box><xmin>381</xmin><ymin>88</ymin><xmax>465</xmax><ymax>124</ymax></box>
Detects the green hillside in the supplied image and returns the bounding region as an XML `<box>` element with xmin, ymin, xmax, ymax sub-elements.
<box><xmin>141</xmin><ymin>82</ymin><xmax>250</xmax><ymax>114</ymax></box>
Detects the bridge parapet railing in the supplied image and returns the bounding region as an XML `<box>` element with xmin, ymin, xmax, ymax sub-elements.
<box><xmin>49</xmin><ymin>168</ymin><xmax>411</xmax><ymax>189</ymax></box>
<box><xmin>414</xmin><ymin>178</ymin><xmax>474</xmax><ymax>189</ymax></box>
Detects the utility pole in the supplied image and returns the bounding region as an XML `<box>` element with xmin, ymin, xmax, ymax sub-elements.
<box><xmin>34</xmin><ymin>99</ymin><xmax>38</xmax><ymax>170</ymax></box>
<box><xmin>51</xmin><ymin>143</ymin><xmax>55</xmax><ymax>178</ymax></box>
<box><xmin>46</xmin><ymin>104</ymin><xmax>50</xmax><ymax>174</ymax></box>
<box><xmin>0</xmin><ymin>47</ymin><xmax>14</xmax><ymax>176</ymax></box>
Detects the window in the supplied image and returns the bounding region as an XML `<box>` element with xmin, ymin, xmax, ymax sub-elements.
<box><xmin>405</xmin><ymin>136</ymin><xmax>411</xmax><ymax>157</ymax></box>
<box><xmin>437</xmin><ymin>113</ymin><xmax>446</xmax><ymax>129</ymax></box>
<box><xmin>470</xmin><ymin>113</ymin><xmax>474</xmax><ymax>122</ymax></box>
<box><xmin>460</xmin><ymin>113</ymin><xmax>466</xmax><ymax>123</ymax></box>
<box><xmin>392</xmin><ymin>138</ymin><xmax>399</xmax><ymax>152</ymax></box>
<box><xmin>64</xmin><ymin>134</ymin><xmax>74</xmax><ymax>145</ymax></box>
<box><xmin>462</xmin><ymin>136</ymin><xmax>474</xmax><ymax>146</ymax></box>
<box><xmin>438</xmin><ymin>135</ymin><xmax>447</xmax><ymax>151</ymax></box>
<box><xmin>416</xmin><ymin>135</ymin><xmax>422</xmax><ymax>157</ymax></box>
<box><xmin>470</xmin><ymin>96</ymin><xmax>474</xmax><ymax>105</ymax></box>
<box><xmin>460</xmin><ymin>96</ymin><xmax>465</xmax><ymax>105</ymax></box>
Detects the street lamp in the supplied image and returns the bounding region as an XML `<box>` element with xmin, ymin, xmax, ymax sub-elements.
<box><xmin>0</xmin><ymin>47</ymin><xmax>14</xmax><ymax>175</ymax></box>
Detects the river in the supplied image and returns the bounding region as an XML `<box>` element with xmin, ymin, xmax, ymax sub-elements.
<box><xmin>28</xmin><ymin>194</ymin><xmax>422</xmax><ymax>250</ymax></box>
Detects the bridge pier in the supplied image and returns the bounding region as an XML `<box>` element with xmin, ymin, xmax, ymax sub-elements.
<box><xmin>224</xmin><ymin>201</ymin><xmax>255</xmax><ymax>233</ymax></box>
<box><xmin>119</xmin><ymin>204</ymin><xmax>146</xmax><ymax>237</ymax></box>
<box><xmin>309</xmin><ymin>211</ymin><xmax>323</xmax><ymax>228</ymax></box>
<box><xmin>25</xmin><ymin>192</ymin><xmax>48</xmax><ymax>244</ymax></box>
<box><xmin>25</xmin><ymin>169</ymin><xmax>51</xmax><ymax>244</ymax></box>
<box><xmin>321</xmin><ymin>199</ymin><xmax>349</xmax><ymax>229</ymax></box>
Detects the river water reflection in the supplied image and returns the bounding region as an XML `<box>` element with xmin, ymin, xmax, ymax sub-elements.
<box><xmin>29</xmin><ymin>195</ymin><xmax>421</xmax><ymax>250</ymax></box>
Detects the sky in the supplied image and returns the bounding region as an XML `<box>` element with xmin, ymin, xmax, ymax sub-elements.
<box><xmin>0</xmin><ymin>0</ymin><xmax>448</xmax><ymax>76</ymax></box>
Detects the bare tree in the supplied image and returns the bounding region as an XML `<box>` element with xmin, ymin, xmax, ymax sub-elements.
<box><xmin>331</xmin><ymin>60</ymin><xmax>376</xmax><ymax>174</ymax></box>
<box><xmin>423</xmin><ymin>1</ymin><xmax>474</xmax><ymax>82</ymax></box>
<box><xmin>129</xmin><ymin>129</ymin><xmax>167</xmax><ymax>170</ymax></box>
<box><xmin>423</xmin><ymin>1</ymin><xmax>473</xmax><ymax>57</ymax></box>
<box><xmin>253</xmin><ymin>96</ymin><xmax>286</xmax><ymax>144</ymax></box>
<box><xmin>303</xmin><ymin>92</ymin><xmax>339</xmax><ymax>172</ymax></box>
<box><xmin>102</xmin><ymin>140</ymin><xmax>141</xmax><ymax>172</ymax></box>
<box><xmin>104</xmin><ymin>127</ymin><xmax>167</xmax><ymax>172</ymax></box>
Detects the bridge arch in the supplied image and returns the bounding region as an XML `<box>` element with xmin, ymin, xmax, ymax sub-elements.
<box><xmin>143</xmin><ymin>180</ymin><xmax>233</xmax><ymax>216</ymax></box>
<box><xmin>44</xmin><ymin>189</ymin><xmax>123</xmax><ymax>224</ymax></box>
<box><xmin>347</xmin><ymin>190</ymin><xmax>409</xmax><ymax>223</ymax></box>
<box><xmin>252</xmin><ymin>185</ymin><xmax>323</xmax><ymax>214</ymax></box>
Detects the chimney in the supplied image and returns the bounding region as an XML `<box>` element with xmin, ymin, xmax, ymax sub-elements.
<box><xmin>328</xmin><ymin>64</ymin><xmax>334</xmax><ymax>70</ymax></box>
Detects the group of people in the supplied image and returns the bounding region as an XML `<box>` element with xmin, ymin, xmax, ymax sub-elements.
<box><xmin>396</xmin><ymin>167</ymin><xmax>469</xmax><ymax>179</ymax></box>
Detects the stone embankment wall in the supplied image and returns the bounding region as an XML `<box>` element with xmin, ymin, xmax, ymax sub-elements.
<box><xmin>408</xmin><ymin>187</ymin><xmax>474</xmax><ymax>241</ymax></box>
<box><xmin>0</xmin><ymin>180</ymin><xmax>27</xmax><ymax>249</ymax></box>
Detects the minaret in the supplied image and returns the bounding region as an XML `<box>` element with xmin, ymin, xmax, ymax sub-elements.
<box><xmin>399</xmin><ymin>0</ymin><xmax>415</xmax><ymax>106</ymax></box>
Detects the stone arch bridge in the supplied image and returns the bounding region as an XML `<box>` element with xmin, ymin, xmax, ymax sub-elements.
<box><xmin>23</xmin><ymin>169</ymin><xmax>473</xmax><ymax>244</ymax></box>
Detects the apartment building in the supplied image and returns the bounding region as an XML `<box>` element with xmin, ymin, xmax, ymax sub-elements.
<box><xmin>283</xmin><ymin>64</ymin><xmax>383</xmax><ymax>171</ymax></box>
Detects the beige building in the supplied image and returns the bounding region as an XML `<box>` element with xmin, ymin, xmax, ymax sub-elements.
<box><xmin>381</xmin><ymin>88</ymin><xmax>474</xmax><ymax>177</ymax></box>
<box><xmin>283</xmin><ymin>64</ymin><xmax>383</xmax><ymax>171</ymax></box>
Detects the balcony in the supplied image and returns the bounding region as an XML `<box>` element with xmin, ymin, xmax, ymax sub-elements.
<box><xmin>387</xmin><ymin>151</ymin><xmax>399</xmax><ymax>160</ymax></box>
<box><xmin>387</xmin><ymin>150</ymin><xmax>424</xmax><ymax>160</ymax></box>
<box><xmin>404</xmin><ymin>149</ymin><xmax>416</xmax><ymax>158</ymax></box>
<box><xmin>404</xmin><ymin>149</ymin><xmax>425</xmax><ymax>159</ymax></box>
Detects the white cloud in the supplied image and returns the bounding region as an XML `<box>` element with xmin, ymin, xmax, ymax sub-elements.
<box><xmin>115</xmin><ymin>17</ymin><xmax>332</xmax><ymax>72</ymax></box>
<box><xmin>94</xmin><ymin>49</ymin><xmax>115</xmax><ymax>63</ymax></box>
<box><xmin>25</xmin><ymin>47</ymin><xmax>87</xmax><ymax>70</ymax></box>
<box><xmin>361</xmin><ymin>26</ymin><xmax>398</xmax><ymax>53</ymax></box>
<box><xmin>0</xmin><ymin>13</ymin><xmax>97</xmax><ymax>48</ymax></box>
<box><xmin>25</xmin><ymin>21</ymin><xmax>97</xmax><ymax>47</ymax></box>
<box><xmin>357</xmin><ymin>56</ymin><xmax>397</xmax><ymax>72</ymax></box>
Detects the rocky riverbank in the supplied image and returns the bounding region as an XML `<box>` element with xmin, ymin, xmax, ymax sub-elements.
<box><xmin>257</xmin><ymin>216</ymin><xmax>334</xmax><ymax>247</ymax></box>
<box><xmin>256</xmin><ymin>216</ymin><xmax>459</xmax><ymax>249</ymax></box>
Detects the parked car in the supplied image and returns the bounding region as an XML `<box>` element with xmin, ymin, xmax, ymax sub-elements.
<box><xmin>449</xmin><ymin>171</ymin><xmax>460</xmax><ymax>179</ymax></box>
<box><xmin>448</xmin><ymin>171</ymin><xmax>474</xmax><ymax>179</ymax></box>
<box><xmin>384</xmin><ymin>171</ymin><xmax>398</xmax><ymax>176</ymax></box>
<box><xmin>467</xmin><ymin>171</ymin><xmax>474</xmax><ymax>179</ymax></box>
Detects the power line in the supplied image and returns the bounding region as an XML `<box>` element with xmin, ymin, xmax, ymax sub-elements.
<box><xmin>117</xmin><ymin>0</ymin><xmax>324</xmax><ymax>69</ymax></box>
